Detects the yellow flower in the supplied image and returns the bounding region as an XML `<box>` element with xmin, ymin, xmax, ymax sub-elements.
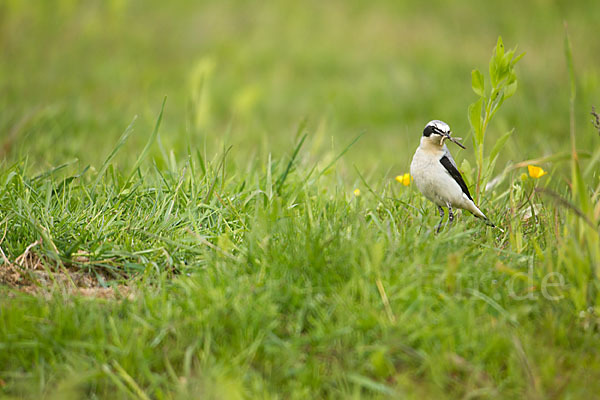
<box><xmin>353</xmin><ymin>188</ymin><xmax>361</xmax><ymax>197</ymax></box>
<box><xmin>527</xmin><ymin>165</ymin><xmax>547</xmax><ymax>179</ymax></box>
<box><xmin>395</xmin><ymin>173</ymin><xmax>411</xmax><ymax>186</ymax></box>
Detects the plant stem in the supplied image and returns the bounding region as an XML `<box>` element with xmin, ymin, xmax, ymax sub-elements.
<box><xmin>476</xmin><ymin>95</ymin><xmax>493</xmax><ymax>202</ymax></box>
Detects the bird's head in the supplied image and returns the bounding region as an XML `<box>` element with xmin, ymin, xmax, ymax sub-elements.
<box><xmin>421</xmin><ymin>120</ymin><xmax>466</xmax><ymax>149</ymax></box>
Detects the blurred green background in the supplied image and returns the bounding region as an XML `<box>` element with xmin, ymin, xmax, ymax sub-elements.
<box><xmin>1</xmin><ymin>0</ymin><xmax>599</xmax><ymax>176</ymax></box>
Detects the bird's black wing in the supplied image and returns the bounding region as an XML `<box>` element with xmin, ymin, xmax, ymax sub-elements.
<box><xmin>439</xmin><ymin>155</ymin><xmax>473</xmax><ymax>201</ymax></box>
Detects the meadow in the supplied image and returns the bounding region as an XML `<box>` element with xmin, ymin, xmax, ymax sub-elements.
<box><xmin>1</xmin><ymin>0</ymin><xmax>600</xmax><ymax>398</ymax></box>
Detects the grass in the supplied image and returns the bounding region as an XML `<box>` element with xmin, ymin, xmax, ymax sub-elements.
<box><xmin>1</xmin><ymin>0</ymin><xmax>600</xmax><ymax>398</ymax></box>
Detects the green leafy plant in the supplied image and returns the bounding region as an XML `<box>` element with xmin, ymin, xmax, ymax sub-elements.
<box><xmin>468</xmin><ymin>37</ymin><xmax>524</xmax><ymax>201</ymax></box>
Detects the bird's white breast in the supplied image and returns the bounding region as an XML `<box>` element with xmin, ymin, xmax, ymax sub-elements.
<box><xmin>410</xmin><ymin>144</ymin><xmax>467</xmax><ymax>208</ymax></box>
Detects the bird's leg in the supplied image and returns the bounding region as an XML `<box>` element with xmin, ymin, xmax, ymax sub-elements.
<box><xmin>447</xmin><ymin>205</ymin><xmax>454</xmax><ymax>225</ymax></box>
<box><xmin>436</xmin><ymin>206</ymin><xmax>445</xmax><ymax>233</ymax></box>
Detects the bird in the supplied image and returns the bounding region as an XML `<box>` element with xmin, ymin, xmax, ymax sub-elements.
<box><xmin>410</xmin><ymin>120</ymin><xmax>495</xmax><ymax>232</ymax></box>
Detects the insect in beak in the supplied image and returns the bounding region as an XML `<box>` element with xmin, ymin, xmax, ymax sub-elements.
<box><xmin>441</xmin><ymin>131</ymin><xmax>466</xmax><ymax>149</ymax></box>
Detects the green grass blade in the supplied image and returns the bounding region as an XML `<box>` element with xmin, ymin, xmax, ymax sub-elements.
<box><xmin>316</xmin><ymin>131</ymin><xmax>364</xmax><ymax>179</ymax></box>
<box><xmin>125</xmin><ymin>97</ymin><xmax>167</xmax><ymax>188</ymax></box>
<box><xmin>93</xmin><ymin>116</ymin><xmax>137</xmax><ymax>191</ymax></box>
<box><xmin>275</xmin><ymin>124</ymin><xmax>307</xmax><ymax>194</ymax></box>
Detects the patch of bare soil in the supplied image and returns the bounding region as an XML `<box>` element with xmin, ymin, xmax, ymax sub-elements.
<box><xmin>1</xmin><ymin>240</ymin><xmax>133</xmax><ymax>299</ymax></box>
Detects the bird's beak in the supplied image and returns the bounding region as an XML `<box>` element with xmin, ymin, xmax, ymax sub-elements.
<box><xmin>444</xmin><ymin>132</ymin><xmax>466</xmax><ymax>149</ymax></box>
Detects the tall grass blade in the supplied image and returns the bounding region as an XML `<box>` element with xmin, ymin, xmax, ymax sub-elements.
<box><xmin>204</xmin><ymin>145</ymin><xmax>232</xmax><ymax>204</ymax></box>
<box><xmin>316</xmin><ymin>131</ymin><xmax>364</xmax><ymax>179</ymax></box>
<box><xmin>93</xmin><ymin>116</ymin><xmax>137</xmax><ymax>191</ymax></box>
<box><xmin>32</xmin><ymin>159</ymin><xmax>78</xmax><ymax>181</ymax></box>
<box><xmin>275</xmin><ymin>120</ymin><xmax>307</xmax><ymax>194</ymax></box>
<box><xmin>125</xmin><ymin>97</ymin><xmax>167</xmax><ymax>187</ymax></box>
<box><xmin>564</xmin><ymin>24</ymin><xmax>590</xmax><ymax>215</ymax></box>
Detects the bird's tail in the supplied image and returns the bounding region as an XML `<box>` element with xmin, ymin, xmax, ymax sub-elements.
<box><xmin>470</xmin><ymin>202</ymin><xmax>504</xmax><ymax>232</ymax></box>
<box><xmin>481</xmin><ymin>216</ymin><xmax>503</xmax><ymax>230</ymax></box>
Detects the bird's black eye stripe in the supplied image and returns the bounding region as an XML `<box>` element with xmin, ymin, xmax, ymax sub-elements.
<box><xmin>423</xmin><ymin>125</ymin><xmax>445</xmax><ymax>137</ymax></box>
<box><xmin>423</xmin><ymin>125</ymin><xmax>436</xmax><ymax>137</ymax></box>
